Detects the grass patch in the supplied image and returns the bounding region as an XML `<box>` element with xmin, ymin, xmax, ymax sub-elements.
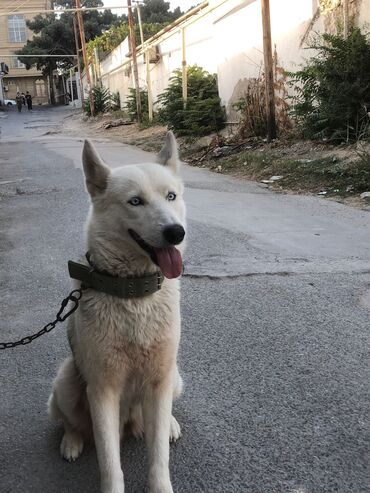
<box><xmin>205</xmin><ymin>148</ymin><xmax>370</xmax><ymax>195</ymax></box>
<box><xmin>109</xmin><ymin>109</ymin><xmax>129</xmax><ymax>119</ymax></box>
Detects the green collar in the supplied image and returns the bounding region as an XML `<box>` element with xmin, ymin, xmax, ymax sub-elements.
<box><xmin>68</xmin><ymin>254</ymin><xmax>164</xmax><ymax>299</ymax></box>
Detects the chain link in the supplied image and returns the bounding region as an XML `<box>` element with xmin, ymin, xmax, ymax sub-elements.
<box><xmin>0</xmin><ymin>288</ymin><xmax>84</xmax><ymax>350</ymax></box>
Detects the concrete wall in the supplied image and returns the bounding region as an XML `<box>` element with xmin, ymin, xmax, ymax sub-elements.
<box><xmin>98</xmin><ymin>0</ymin><xmax>370</xmax><ymax>118</ymax></box>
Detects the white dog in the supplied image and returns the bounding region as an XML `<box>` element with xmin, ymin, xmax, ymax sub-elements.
<box><xmin>48</xmin><ymin>132</ymin><xmax>186</xmax><ymax>493</ymax></box>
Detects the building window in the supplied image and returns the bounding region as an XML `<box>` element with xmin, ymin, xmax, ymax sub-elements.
<box><xmin>11</xmin><ymin>56</ymin><xmax>26</xmax><ymax>69</ymax></box>
<box><xmin>8</xmin><ymin>15</ymin><xmax>27</xmax><ymax>43</ymax></box>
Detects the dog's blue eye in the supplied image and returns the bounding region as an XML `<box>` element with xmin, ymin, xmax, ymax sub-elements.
<box><xmin>167</xmin><ymin>192</ymin><xmax>176</xmax><ymax>201</ymax></box>
<box><xmin>128</xmin><ymin>197</ymin><xmax>143</xmax><ymax>206</ymax></box>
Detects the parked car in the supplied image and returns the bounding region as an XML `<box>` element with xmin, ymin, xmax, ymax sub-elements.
<box><xmin>2</xmin><ymin>99</ymin><xmax>16</xmax><ymax>106</ymax></box>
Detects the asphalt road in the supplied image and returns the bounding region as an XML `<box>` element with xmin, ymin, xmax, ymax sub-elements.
<box><xmin>1</xmin><ymin>106</ymin><xmax>370</xmax><ymax>493</ymax></box>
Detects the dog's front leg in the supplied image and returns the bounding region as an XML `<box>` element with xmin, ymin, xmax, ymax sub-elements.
<box><xmin>87</xmin><ymin>385</ymin><xmax>124</xmax><ymax>493</ymax></box>
<box><xmin>144</xmin><ymin>377</ymin><xmax>174</xmax><ymax>493</ymax></box>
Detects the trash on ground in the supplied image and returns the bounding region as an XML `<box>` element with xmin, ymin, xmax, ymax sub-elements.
<box><xmin>104</xmin><ymin>119</ymin><xmax>133</xmax><ymax>129</ymax></box>
<box><xmin>261</xmin><ymin>175</ymin><xmax>283</xmax><ymax>184</ymax></box>
<box><xmin>270</xmin><ymin>175</ymin><xmax>283</xmax><ymax>181</ymax></box>
<box><xmin>212</xmin><ymin>146</ymin><xmax>234</xmax><ymax>157</ymax></box>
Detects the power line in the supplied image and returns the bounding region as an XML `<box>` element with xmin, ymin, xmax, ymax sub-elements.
<box><xmin>0</xmin><ymin>54</ymin><xmax>77</xmax><ymax>58</ymax></box>
<box><xmin>0</xmin><ymin>5</ymin><xmax>141</xmax><ymax>17</ymax></box>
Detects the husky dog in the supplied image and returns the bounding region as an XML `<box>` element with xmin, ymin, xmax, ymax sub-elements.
<box><xmin>48</xmin><ymin>132</ymin><xmax>186</xmax><ymax>493</ymax></box>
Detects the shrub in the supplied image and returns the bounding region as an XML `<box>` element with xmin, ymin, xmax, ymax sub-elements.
<box><xmin>125</xmin><ymin>88</ymin><xmax>149</xmax><ymax>121</ymax></box>
<box><xmin>110</xmin><ymin>91</ymin><xmax>121</xmax><ymax>111</ymax></box>
<box><xmin>84</xmin><ymin>86</ymin><xmax>111</xmax><ymax>115</ymax></box>
<box><xmin>233</xmin><ymin>52</ymin><xmax>291</xmax><ymax>139</ymax></box>
<box><xmin>288</xmin><ymin>28</ymin><xmax>370</xmax><ymax>143</ymax></box>
<box><xmin>232</xmin><ymin>78</ymin><xmax>267</xmax><ymax>138</ymax></box>
<box><xmin>157</xmin><ymin>66</ymin><xmax>225</xmax><ymax>136</ymax></box>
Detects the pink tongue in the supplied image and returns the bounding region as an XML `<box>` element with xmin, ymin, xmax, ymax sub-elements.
<box><xmin>154</xmin><ymin>246</ymin><xmax>183</xmax><ymax>279</ymax></box>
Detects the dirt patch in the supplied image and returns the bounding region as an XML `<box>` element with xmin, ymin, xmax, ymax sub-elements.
<box><xmin>62</xmin><ymin>112</ymin><xmax>167</xmax><ymax>151</ymax></box>
<box><xmin>62</xmin><ymin>112</ymin><xmax>370</xmax><ymax>211</ymax></box>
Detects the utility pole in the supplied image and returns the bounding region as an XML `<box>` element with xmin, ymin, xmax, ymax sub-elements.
<box><xmin>73</xmin><ymin>14</ymin><xmax>83</xmax><ymax>106</ymax></box>
<box><xmin>75</xmin><ymin>0</ymin><xmax>94</xmax><ymax>116</ymax></box>
<box><xmin>343</xmin><ymin>0</ymin><xmax>349</xmax><ymax>38</ymax></box>
<box><xmin>136</xmin><ymin>1</ymin><xmax>153</xmax><ymax>121</ymax></box>
<box><xmin>181</xmin><ymin>28</ymin><xmax>187</xmax><ymax>110</ymax></box>
<box><xmin>261</xmin><ymin>0</ymin><xmax>276</xmax><ymax>142</ymax></box>
<box><xmin>127</xmin><ymin>0</ymin><xmax>142</xmax><ymax>123</ymax></box>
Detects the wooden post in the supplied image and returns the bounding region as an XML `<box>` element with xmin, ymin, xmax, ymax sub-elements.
<box><xmin>127</xmin><ymin>0</ymin><xmax>142</xmax><ymax>123</ymax></box>
<box><xmin>75</xmin><ymin>0</ymin><xmax>94</xmax><ymax>116</ymax></box>
<box><xmin>343</xmin><ymin>0</ymin><xmax>349</xmax><ymax>38</ymax></box>
<box><xmin>73</xmin><ymin>14</ymin><xmax>83</xmax><ymax>103</ymax></box>
<box><xmin>181</xmin><ymin>28</ymin><xmax>187</xmax><ymax>109</ymax></box>
<box><xmin>261</xmin><ymin>0</ymin><xmax>276</xmax><ymax>141</ymax></box>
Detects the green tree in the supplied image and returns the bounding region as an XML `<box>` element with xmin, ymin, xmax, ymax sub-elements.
<box><xmin>87</xmin><ymin>1</ymin><xmax>184</xmax><ymax>60</ymax></box>
<box><xmin>17</xmin><ymin>14</ymin><xmax>75</xmax><ymax>104</ymax></box>
<box><xmin>138</xmin><ymin>0</ymin><xmax>182</xmax><ymax>23</ymax></box>
<box><xmin>16</xmin><ymin>1</ymin><xmax>122</xmax><ymax>104</ymax></box>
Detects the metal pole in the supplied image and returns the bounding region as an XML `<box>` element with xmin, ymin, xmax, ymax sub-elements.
<box><xmin>0</xmin><ymin>75</ymin><xmax>4</xmax><ymax>105</ymax></box>
<box><xmin>261</xmin><ymin>0</ymin><xmax>276</xmax><ymax>142</ymax></box>
<box><xmin>94</xmin><ymin>48</ymin><xmax>102</xmax><ymax>87</ymax></box>
<box><xmin>136</xmin><ymin>2</ymin><xmax>145</xmax><ymax>46</ymax></box>
<box><xmin>127</xmin><ymin>0</ymin><xmax>142</xmax><ymax>123</ymax></box>
<box><xmin>75</xmin><ymin>0</ymin><xmax>94</xmax><ymax>116</ymax></box>
<box><xmin>145</xmin><ymin>52</ymin><xmax>153</xmax><ymax>121</ymax></box>
<box><xmin>70</xmin><ymin>69</ymin><xmax>74</xmax><ymax>106</ymax></box>
<box><xmin>136</xmin><ymin>2</ymin><xmax>153</xmax><ymax>121</ymax></box>
<box><xmin>181</xmin><ymin>28</ymin><xmax>187</xmax><ymax>109</ymax></box>
<box><xmin>0</xmin><ymin>6</ymin><xmax>133</xmax><ymax>17</ymax></box>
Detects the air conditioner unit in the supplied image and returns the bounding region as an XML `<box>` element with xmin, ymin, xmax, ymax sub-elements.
<box><xmin>148</xmin><ymin>46</ymin><xmax>160</xmax><ymax>64</ymax></box>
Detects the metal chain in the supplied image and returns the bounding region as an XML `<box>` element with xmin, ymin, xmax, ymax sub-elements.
<box><xmin>0</xmin><ymin>288</ymin><xmax>84</xmax><ymax>350</ymax></box>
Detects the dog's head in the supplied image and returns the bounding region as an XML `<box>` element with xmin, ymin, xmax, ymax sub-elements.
<box><xmin>82</xmin><ymin>132</ymin><xmax>186</xmax><ymax>279</ymax></box>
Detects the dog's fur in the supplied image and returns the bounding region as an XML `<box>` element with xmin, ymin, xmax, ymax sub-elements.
<box><xmin>48</xmin><ymin>132</ymin><xmax>186</xmax><ymax>493</ymax></box>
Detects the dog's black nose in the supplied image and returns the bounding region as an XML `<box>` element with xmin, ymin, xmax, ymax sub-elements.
<box><xmin>163</xmin><ymin>224</ymin><xmax>185</xmax><ymax>245</ymax></box>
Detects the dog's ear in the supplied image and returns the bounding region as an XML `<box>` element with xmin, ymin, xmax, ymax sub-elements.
<box><xmin>156</xmin><ymin>131</ymin><xmax>180</xmax><ymax>174</ymax></box>
<box><xmin>82</xmin><ymin>140</ymin><xmax>111</xmax><ymax>198</ymax></box>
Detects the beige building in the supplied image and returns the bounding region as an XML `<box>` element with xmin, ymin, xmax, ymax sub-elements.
<box><xmin>0</xmin><ymin>0</ymin><xmax>51</xmax><ymax>104</ymax></box>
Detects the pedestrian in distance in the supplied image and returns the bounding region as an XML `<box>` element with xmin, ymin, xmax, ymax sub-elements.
<box><xmin>15</xmin><ymin>92</ymin><xmax>22</xmax><ymax>112</ymax></box>
<box><xmin>21</xmin><ymin>92</ymin><xmax>26</xmax><ymax>106</ymax></box>
<box><xmin>25</xmin><ymin>91</ymin><xmax>32</xmax><ymax>111</ymax></box>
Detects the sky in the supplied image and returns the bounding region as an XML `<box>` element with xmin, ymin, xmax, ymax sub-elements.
<box><xmin>102</xmin><ymin>1</ymin><xmax>197</xmax><ymax>15</ymax></box>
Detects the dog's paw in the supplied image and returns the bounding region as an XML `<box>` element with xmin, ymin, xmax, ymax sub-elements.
<box><xmin>101</xmin><ymin>475</ymin><xmax>125</xmax><ymax>493</ymax></box>
<box><xmin>150</xmin><ymin>478</ymin><xmax>173</xmax><ymax>493</ymax></box>
<box><xmin>169</xmin><ymin>415</ymin><xmax>181</xmax><ymax>443</ymax></box>
<box><xmin>60</xmin><ymin>430</ymin><xmax>84</xmax><ymax>462</ymax></box>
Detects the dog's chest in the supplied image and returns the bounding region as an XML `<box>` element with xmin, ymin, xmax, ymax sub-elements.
<box><xmin>78</xmin><ymin>285</ymin><xmax>180</xmax><ymax>349</ymax></box>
